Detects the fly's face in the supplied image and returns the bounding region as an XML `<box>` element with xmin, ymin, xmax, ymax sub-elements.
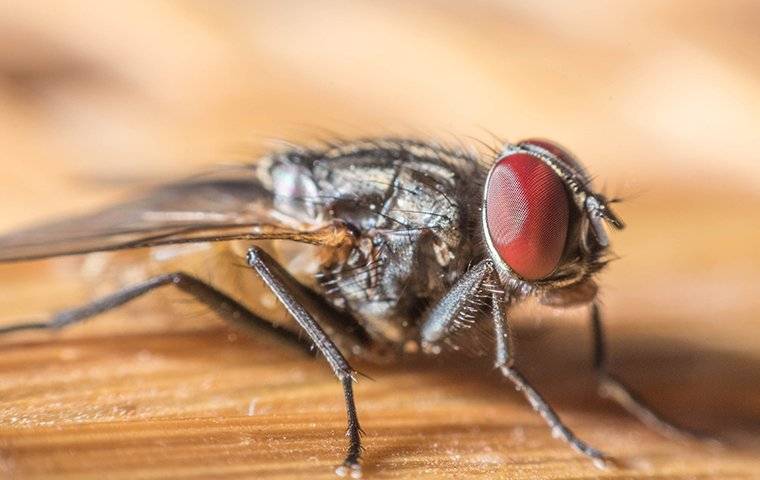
<box><xmin>481</xmin><ymin>139</ymin><xmax>624</xmax><ymax>302</ymax></box>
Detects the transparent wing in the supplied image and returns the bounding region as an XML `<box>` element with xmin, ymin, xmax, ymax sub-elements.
<box><xmin>0</xmin><ymin>166</ymin><xmax>346</xmax><ymax>263</ymax></box>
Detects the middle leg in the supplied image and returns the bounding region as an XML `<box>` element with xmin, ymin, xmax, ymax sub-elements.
<box><xmin>246</xmin><ymin>246</ymin><xmax>364</xmax><ymax>478</ymax></box>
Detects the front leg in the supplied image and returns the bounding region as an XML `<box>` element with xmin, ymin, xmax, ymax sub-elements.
<box><xmin>420</xmin><ymin>259</ymin><xmax>607</xmax><ymax>468</ymax></box>
<box><xmin>420</xmin><ymin>259</ymin><xmax>496</xmax><ymax>351</ymax></box>
<box><xmin>493</xmin><ymin>292</ymin><xmax>607</xmax><ymax>467</ymax></box>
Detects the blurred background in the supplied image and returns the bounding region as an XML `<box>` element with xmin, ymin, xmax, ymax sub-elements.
<box><xmin>0</xmin><ymin>1</ymin><xmax>759</xmax><ymax>478</ymax></box>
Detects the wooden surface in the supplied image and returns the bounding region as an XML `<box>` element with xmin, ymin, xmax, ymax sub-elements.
<box><xmin>1</xmin><ymin>2</ymin><xmax>760</xmax><ymax>479</ymax></box>
<box><xmin>2</xmin><ymin>185</ymin><xmax>760</xmax><ymax>480</ymax></box>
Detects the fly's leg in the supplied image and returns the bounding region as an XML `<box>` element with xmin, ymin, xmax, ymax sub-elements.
<box><xmin>246</xmin><ymin>246</ymin><xmax>363</xmax><ymax>479</ymax></box>
<box><xmin>0</xmin><ymin>272</ymin><xmax>312</xmax><ymax>351</ymax></box>
<box><xmin>420</xmin><ymin>259</ymin><xmax>606</xmax><ymax>468</ymax></box>
<box><xmin>494</xmin><ymin>294</ymin><xmax>607</xmax><ymax>468</ymax></box>
<box><xmin>1</xmin><ymin>262</ymin><xmax>372</xmax><ymax>477</ymax></box>
<box><xmin>591</xmin><ymin>303</ymin><xmax>705</xmax><ymax>441</ymax></box>
<box><xmin>420</xmin><ymin>260</ymin><xmax>496</xmax><ymax>348</ymax></box>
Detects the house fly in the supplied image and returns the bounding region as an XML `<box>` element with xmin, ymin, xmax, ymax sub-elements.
<box><xmin>0</xmin><ymin>138</ymin><xmax>691</xmax><ymax>477</ymax></box>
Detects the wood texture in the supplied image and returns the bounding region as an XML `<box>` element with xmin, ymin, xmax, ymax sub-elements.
<box><xmin>1</xmin><ymin>1</ymin><xmax>759</xmax><ymax>479</ymax></box>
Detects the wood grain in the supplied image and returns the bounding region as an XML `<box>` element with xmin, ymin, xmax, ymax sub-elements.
<box><xmin>1</xmin><ymin>1</ymin><xmax>759</xmax><ymax>479</ymax></box>
<box><xmin>0</xmin><ymin>187</ymin><xmax>758</xmax><ymax>480</ymax></box>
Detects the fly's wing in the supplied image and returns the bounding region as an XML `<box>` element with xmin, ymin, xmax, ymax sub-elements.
<box><xmin>0</xmin><ymin>166</ymin><xmax>346</xmax><ymax>263</ymax></box>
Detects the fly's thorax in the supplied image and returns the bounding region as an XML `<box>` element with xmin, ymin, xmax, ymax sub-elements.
<box><xmin>258</xmin><ymin>140</ymin><xmax>483</xmax><ymax>343</ymax></box>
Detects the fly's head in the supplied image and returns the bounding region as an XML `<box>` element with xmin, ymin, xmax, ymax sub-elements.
<box><xmin>481</xmin><ymin>139</ymin><xmax>624</xmax><ymax>307</ymax></box>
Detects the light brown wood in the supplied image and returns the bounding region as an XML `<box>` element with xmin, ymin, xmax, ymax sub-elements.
<box><xmin>1</xmin><ymin>2</ymin><xmax>760</xmax><ymax>479</ymax></box>
<box><xmin>2</xmin><ymin>185</ymin><xmax>759</xmax><ymax>480</ymax></box>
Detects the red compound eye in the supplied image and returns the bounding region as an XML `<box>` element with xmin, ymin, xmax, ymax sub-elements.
<box><xmin>485</xmin><ymin>151</ymin><xmax>570</xmax><ymax>280</ymax></box>
<box><xmin>522</xmin><ymin>139</ymin><xmax>569</xmax><ymax>160</ymax></box>
<box><xmin>521</xmin><ymin>138</ymin><xmax>589</xmax><ymax>180</ymax></box>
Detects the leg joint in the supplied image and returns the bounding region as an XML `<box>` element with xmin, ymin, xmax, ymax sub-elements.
<box><xmin>245</xmin><ymin>245</ymin><xmax>264</xmax><ymax>266</ymax></box>
<box><xmin>167</xmin><ymin>272</ymin><xmax>191</xmax><ymax>284</ymax></box>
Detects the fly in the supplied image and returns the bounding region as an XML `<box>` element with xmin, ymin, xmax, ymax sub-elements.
<box><xmin>0</xmin><ymin>138</ymin><xmax>694</xmax><ymax>477</ymax></box>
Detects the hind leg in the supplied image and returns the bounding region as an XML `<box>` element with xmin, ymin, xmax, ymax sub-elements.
<box><xmin>0</xmin><ymin>272</ymin><xmax>313</xmax><ymax>352</ymax></box>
